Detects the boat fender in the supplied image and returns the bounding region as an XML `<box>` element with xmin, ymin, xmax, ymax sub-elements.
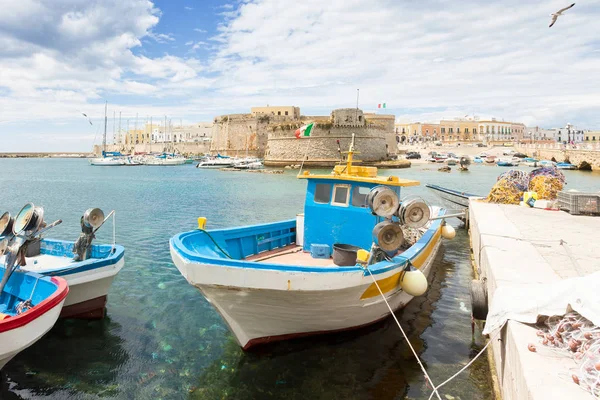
<box><xmin>198</xmin><ymin>217</ymin><xmax>207</xmax><ymax>230</ymax></box>
<box><xmin>441</xmin><ymin>223</ymin><xmax>456</xmax><ymax>240</ymax></box>
<box><xmin>399</xmin><ymin>264</ymin><xmax>428</xmax><ymax>297</ymax></box>
<box><xmin>470</xmin><ymin>279</ymin><xmax>488</xmax><ymax>320</ymax></box>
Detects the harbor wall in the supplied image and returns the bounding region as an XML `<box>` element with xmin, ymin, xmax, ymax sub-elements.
<box><xmin>516</xmin><ymin>145</ymin><xmax>600</xmax><ymax>170</ymax></box>
<box><xmin>94</xmin><ymin>142</ymin><xmax>211</xmax><ymax>156</ymax></box>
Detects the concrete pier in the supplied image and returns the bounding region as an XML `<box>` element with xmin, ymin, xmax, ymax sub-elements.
<box><xmin>469</xmin><ymin>200</ymin><xmax>599</xmax><ymax>400</ymax></box>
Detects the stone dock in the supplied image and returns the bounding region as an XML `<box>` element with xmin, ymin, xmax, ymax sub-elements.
<box><xmin>469</xmin><ymin>200</ymin><xmax>599</xmax><ymax>400</ymax></box>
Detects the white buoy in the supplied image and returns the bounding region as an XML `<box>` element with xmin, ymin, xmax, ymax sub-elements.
<box><xmin>441</xmin><ymin>223</ymin><xmax>456</xmax><ymax>240</ymax></box>
<box><xmin>399</xmin><ymin>266</ymin><xmax>428</xmax><ymax>296</ymax></box>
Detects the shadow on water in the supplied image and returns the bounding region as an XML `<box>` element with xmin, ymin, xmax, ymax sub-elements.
<box><xmin>188</xmin><ymin>242</ymin><xmax>493</xmax><ymax>400</ymax></box>
<box><xmin>1</xmin><ymin>317</ymin><xmax>128</xmax><ymax>399</ymax></box>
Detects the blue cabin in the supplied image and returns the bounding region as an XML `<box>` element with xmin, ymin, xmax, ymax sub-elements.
<box><xmin>298</xmin><ymin>158</ymin><xmax>419</xmax><ymax>254</ymax></box>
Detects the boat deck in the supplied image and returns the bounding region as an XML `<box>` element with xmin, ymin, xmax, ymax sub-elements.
<box><xmin>246</xmin><ymin>245</ymin><xmax>336</xmax><ymax>267</ymax></box>
<box><xmin>0</xmin><ymin>253</ymin><xmax>79</xmax><ymax>272</ymax></box>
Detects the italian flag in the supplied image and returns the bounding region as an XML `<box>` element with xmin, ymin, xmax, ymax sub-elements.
<box><xmin>378</xmin><ymin>103</ymin><xmax>386</xmax><ymax>109</ymax></box>
<box><xmin>295</xmin><ymin>123</ymin><xmax>314</xmax><ymax>139</ymax></box>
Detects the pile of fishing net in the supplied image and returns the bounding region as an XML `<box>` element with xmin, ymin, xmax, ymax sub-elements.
<box><xmin>486</xmin><ymin>170</ymin><xmax>529</xmax><ymax>204</ymax></box>
<box><xmin>486</xmin><ymin>167</ymin><xmax>566</xmax><ymax>204</ymax></box>
<box><xmin>528</xmin><ymin>167</ymin><xmax>566</xmax><ymax>200</ymax></box>
<box><xmin>531</xmin><ymin>312</ymin><xmax>600</xmax><ymax>397</ymax></box>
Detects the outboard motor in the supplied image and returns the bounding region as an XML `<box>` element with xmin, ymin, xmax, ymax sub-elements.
<box><xmin>73</xmin><ymin>208</ymin><xmax>105</xmax><ymax>261</ymax></box>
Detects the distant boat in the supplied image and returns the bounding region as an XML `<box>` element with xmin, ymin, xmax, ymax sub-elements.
<box><xmin>145</xmin><ymin>153</ymin><xmax>186</xmax><ymax>166</ymax></box>
<box><xmin>521</xmin><ymin>157</ymin><xmax>539</xmax><ymax>167</ymax></box>
<box><xmin>197</xmin><ymin>157</ymin><xmax>235</xmax><ymax>169</ymax></box>
<box><xmin>89</xmin><ymin>102</ymin><xmax>125</xmax><ymax>166</ymax></box>
<box><xmin>485</xmin><ymin>155</ymin><xmax>497</xmax><ymax>164</ymax></box>
<box><xmin>539</xmin><ymin>160</ymin><xmax>557</xmax><ymax>167</ymax></box>
<box><xmin>496</xmin><ymin>158</ymin><xmax>514</xmax><ymax>167</ymax></box>
<box><xmin>473</xmin><ymin>156</ymin><xmax>484</xmax><ymax>164</ymax></box>
<box><xmin>426</xmin><ymin>184</ymin><xmax>482</xmax><ymax>210</ymax></box>
<box><xmin>556</xmin><ymin>162</ymin><xmax>577</xmax><ymax>170</ymax></box>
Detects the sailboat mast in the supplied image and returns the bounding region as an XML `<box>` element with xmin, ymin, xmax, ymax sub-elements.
<box><xmin>103</xmin><ymin>101</ymin><xmax>107</xmax><ymax>154</ymax></box>
<box><xmin>118</xmin><ymin>111</ymin><xmax>122</xmax><ymax>146</ymax></box>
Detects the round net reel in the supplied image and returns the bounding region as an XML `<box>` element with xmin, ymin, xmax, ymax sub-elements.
<box><xmin>372</xmin><ymin>220</ymin><xmax>405</xmax><ymax>252</ymax></box>
<box><xmin>397</xmin><ymin>197</ymin><xmax>431</xmax><ymax>229</ymax></box>
<box><xmin>83</xmin><ymin>208</ymin><xmax>105</xmax><ymax>229</ymax></box>
<box><xmin>367</xmin><ymin>186</ymin><xmax>400</xmax><ymax>218</ymax></box>
<box><xmin>13</xmin><ymin>203</ymin><xmax>44</xmax><ymax>235</ymax></box>
<box><xmin>460</xmin><ymin>157</ymin><xmax>471</xmax><ymax>168</ymax></box>
<box><xmin>0</xmin><ymin>212</ymin><xmax>14</xmax><ymax>236</ymax></box>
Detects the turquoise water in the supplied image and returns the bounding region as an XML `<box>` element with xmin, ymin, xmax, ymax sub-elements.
<box><xmin>0</xmin><ymin>159</ymin><xmax>598</xmax><ymax>399</ymax></box>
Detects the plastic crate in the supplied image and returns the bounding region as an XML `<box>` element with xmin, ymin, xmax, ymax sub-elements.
<box><xmin>310</xmin><ymin>244</ymin><xmax>331</xmax><ymax>259</ymax></box>
<box><xmin>557</xmin><ymin>191</ymin><xmax>600</xmax><ymax>215</ymax></box>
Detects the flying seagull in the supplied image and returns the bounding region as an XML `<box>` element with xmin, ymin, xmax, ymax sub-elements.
<box><xmin>549</xmin><ymin>3</ymin><xmax>575</xmax><ymax>27</ymax></box>
<box><xmin>82</xmin><ymin>113</ymin><xmax>93</xmax><ymax>125</ymax></box>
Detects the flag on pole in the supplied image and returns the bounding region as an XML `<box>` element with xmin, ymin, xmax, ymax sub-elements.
<box><xmin>377</xmin><ymin>103</ymin><xmax>386</xmax><ymax>109</ymax></box>
<box><xmin>295</xmin><ymin>123</ymin><xmax>314</xmax><ymax>139</ymax></box>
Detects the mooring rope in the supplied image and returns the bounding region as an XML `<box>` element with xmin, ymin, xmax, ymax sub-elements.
<box><xmin>365</xmin><ymin>265</ymin><xmax>506</xmax><ymax>400</ymax></box>
<box><xmin>364</xmin><ymin>266</ymin><xmax>443</xmax><ymax>400</ymax></box>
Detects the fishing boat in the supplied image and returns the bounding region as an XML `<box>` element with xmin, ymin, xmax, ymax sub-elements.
<box><xmin>539</xmin><ymin>160</ymin><xmax>557</xmax><ymax>167</ymax></box>
<box><xmin>496</xmin><ymin>158</ymin><xmax>514</xmax><ymax>167</ymax></box>
<box><xmin>521</xmin><ymin>157</ymin><xmax>539</xmax><ymax>167</ymax></box>
<box><xmin>0</xmin><ymin>204</ymin><xmax>70</xmax><ymax>369</ymax></box>
<box><xmin>170</xmin><ymin>135</ymin><xmax>456</xmax><ymax>350</ymax></box>
<box><xmin>0</xmin><ymin>205</ymin><xmax>125</xmax><ymax>319</ymax></box>
<box><xmin>233</xmin><ymin>158</ymin><xmax>264</xmax><ymax>169</ymax></box>
<box><xmin>425</xmin><ymin>184</ymin><xmax>482</xmax><ymax>210</ymax></box>
<box><xmin>556</xmin><ymin>162</ymin><xmax>577</xmax><ymax>170</ymax></box>
<box><xmin>485</xmin><ymin>155</ymin><xmax>497</xmax><ymax>164</ymax></box>
<box><xmin>0</xmin><ymin>270</ymin><xmax>68</xmax><ymax>369</ymax></box>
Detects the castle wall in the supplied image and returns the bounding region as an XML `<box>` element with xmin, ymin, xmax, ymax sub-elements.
<box><xmin>264</xmin><ymin>125</ymin><xmax>390</xmax><ymax>167</ymax></box>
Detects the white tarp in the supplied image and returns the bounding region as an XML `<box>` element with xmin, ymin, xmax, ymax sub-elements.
<box><xmin>483</xmin><ymin>271</ymin><xmax>600</xmax><ymax>335</ymax></box>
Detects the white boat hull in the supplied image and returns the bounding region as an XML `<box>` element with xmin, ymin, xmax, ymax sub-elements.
<box><xmin>0</xmin><ymin>297</ymin><xmax>66</xmax><ymax>369</ymax></box>
<box><xmin>24</xmin><ymin>257</ymin><xmax>124</xmax><ymax>318</ymax></box>
<box><xmin>89</xmin><ymin>157</ymin><xmax>124</xmax><ymax>166</ymax></box>
<box><xmin>170</xmin><ymin>230</ymin><xmax>442</xmax><ymax>349</ymax></box>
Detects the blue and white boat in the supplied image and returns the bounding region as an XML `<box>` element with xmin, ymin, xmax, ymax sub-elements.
<box><xmin>556</xmin><ymin>162</ymin><xmax>577</xmax><ymax>170</ymax></box>
<box><xmin>170</xmin><ymin>136</ymin><xmax>455</xmax><ymax>350</ymax></box>
<box><xmin>0</xmin><ymin>269</ymin><xmax>68</xmax><ymax>369</ymax></box>
<box><xmin>0</xmin><ymin>205</ymin><xmax>125</xmax><ymax>319</ymax></box>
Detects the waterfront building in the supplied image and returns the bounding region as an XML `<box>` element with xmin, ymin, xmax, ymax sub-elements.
<box><xmin>396</xmin><ymin>116</ymin><xmax>526</xmax><ymax>144</ymax></box>
<box><xmin>118</xmin><ymin>121</ymin><xmax>213</xmax><ymax>145</ymax></box>
<box><xmin>584</xmin><ymin>131</ymin><xmax>600</xmax><ymax>143</ymax></box>
<box><xmin>556</xmin><ymin>123</ymin><xmax>585</xmax><ymax>143</ymax></box>
<box><xmin>524</xmin><ymin>126</ymin><xmax>559</xmax><ymax>142</ymax></box>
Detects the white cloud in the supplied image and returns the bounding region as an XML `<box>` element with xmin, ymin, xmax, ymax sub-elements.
<box><xmin>1</xmin><ymin>0</ymin><xmax>600</xmax><ymax>152</ymax></box>
<box><xmin>184</xmin><ymin>6</ymin><xmax>193</xmax><ymax>10</ymax></box>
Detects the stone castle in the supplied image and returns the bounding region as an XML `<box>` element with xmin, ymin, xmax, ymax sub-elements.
<box><xmin>210</xmin><ymin>106</ymin><xmax>396</xmax><ymax>166</ymax></box>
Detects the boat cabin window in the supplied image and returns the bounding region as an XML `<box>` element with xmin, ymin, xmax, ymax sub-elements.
<box><xmin>351</xmin><ymin>186</ymin><xmax>370</xmax><ymax>207</ymax></box>
<box><xmin>331</xmin><ymin>184</ymin><xmax>350</xmax><ymax>207</ymax></box>
<box><xmin>314</xmin><ymin>183</ymin><xmax>332</xmax><ymax>203</ymax></box>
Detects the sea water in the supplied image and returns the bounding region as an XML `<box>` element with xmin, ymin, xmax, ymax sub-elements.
<box><xmin>1</xmin><ymin>158</ymin><xmax>598</xmax><ymax>399</ymax></box>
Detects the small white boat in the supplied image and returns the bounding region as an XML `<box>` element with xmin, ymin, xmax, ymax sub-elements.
<box><xmin>145</xmin><ymin>153</ymin><xmax>186</xmax><ymax>166</ymax></box>
<box><xmin>0</xmin><ymin>204</ymin><xmax>70</xmax><ymax>369</ymax></box>
<box><xmin>171</xmin><ymin>136</ymin><xmax>455</xmax><ymax>349</ymax></box>
<box><xmin>233</xmin><ymin>159</ymin><xmax>264</xmax><ymax>169</ymax></box>
<box><xmin>89</xmin><ymin>156</ymin><xmax>125</xmax><ymax>166</ymax></box>
<box><xmin>197</xmin><ymin>157</ymin><xmax>235</xmax><ymax>169</ymax></box>
<box><xmin>0</xmin><ymin>205</ymin><xmax>125</xmax><ymax>319</ymax></box>
<box><xmin>0</xmin><ymin>271</ymin><xmax>68</xmax><ymax>369</ymax></box>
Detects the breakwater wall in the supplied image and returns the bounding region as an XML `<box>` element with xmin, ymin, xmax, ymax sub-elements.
<box><xmin>516</xmin><ymin>145</ymin><xmax>600</xmax><ymax>170</ymax></box>
<box><xmin>94</xmin><ymin>142</ymin><xmax>211</xmax><ymax>156</ymax></box>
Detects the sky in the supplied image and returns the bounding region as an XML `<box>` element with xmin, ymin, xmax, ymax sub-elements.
<box><xmin>0</xmin><ymin>0</ymin><xmax>599</xmax><ymax>151</ymax></box>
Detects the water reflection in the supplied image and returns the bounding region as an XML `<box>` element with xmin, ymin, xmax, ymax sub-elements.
<box><xmin>1</xmin><ymin>317</ymin><xmax>128</xmax><ymax>398</ymax></box>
